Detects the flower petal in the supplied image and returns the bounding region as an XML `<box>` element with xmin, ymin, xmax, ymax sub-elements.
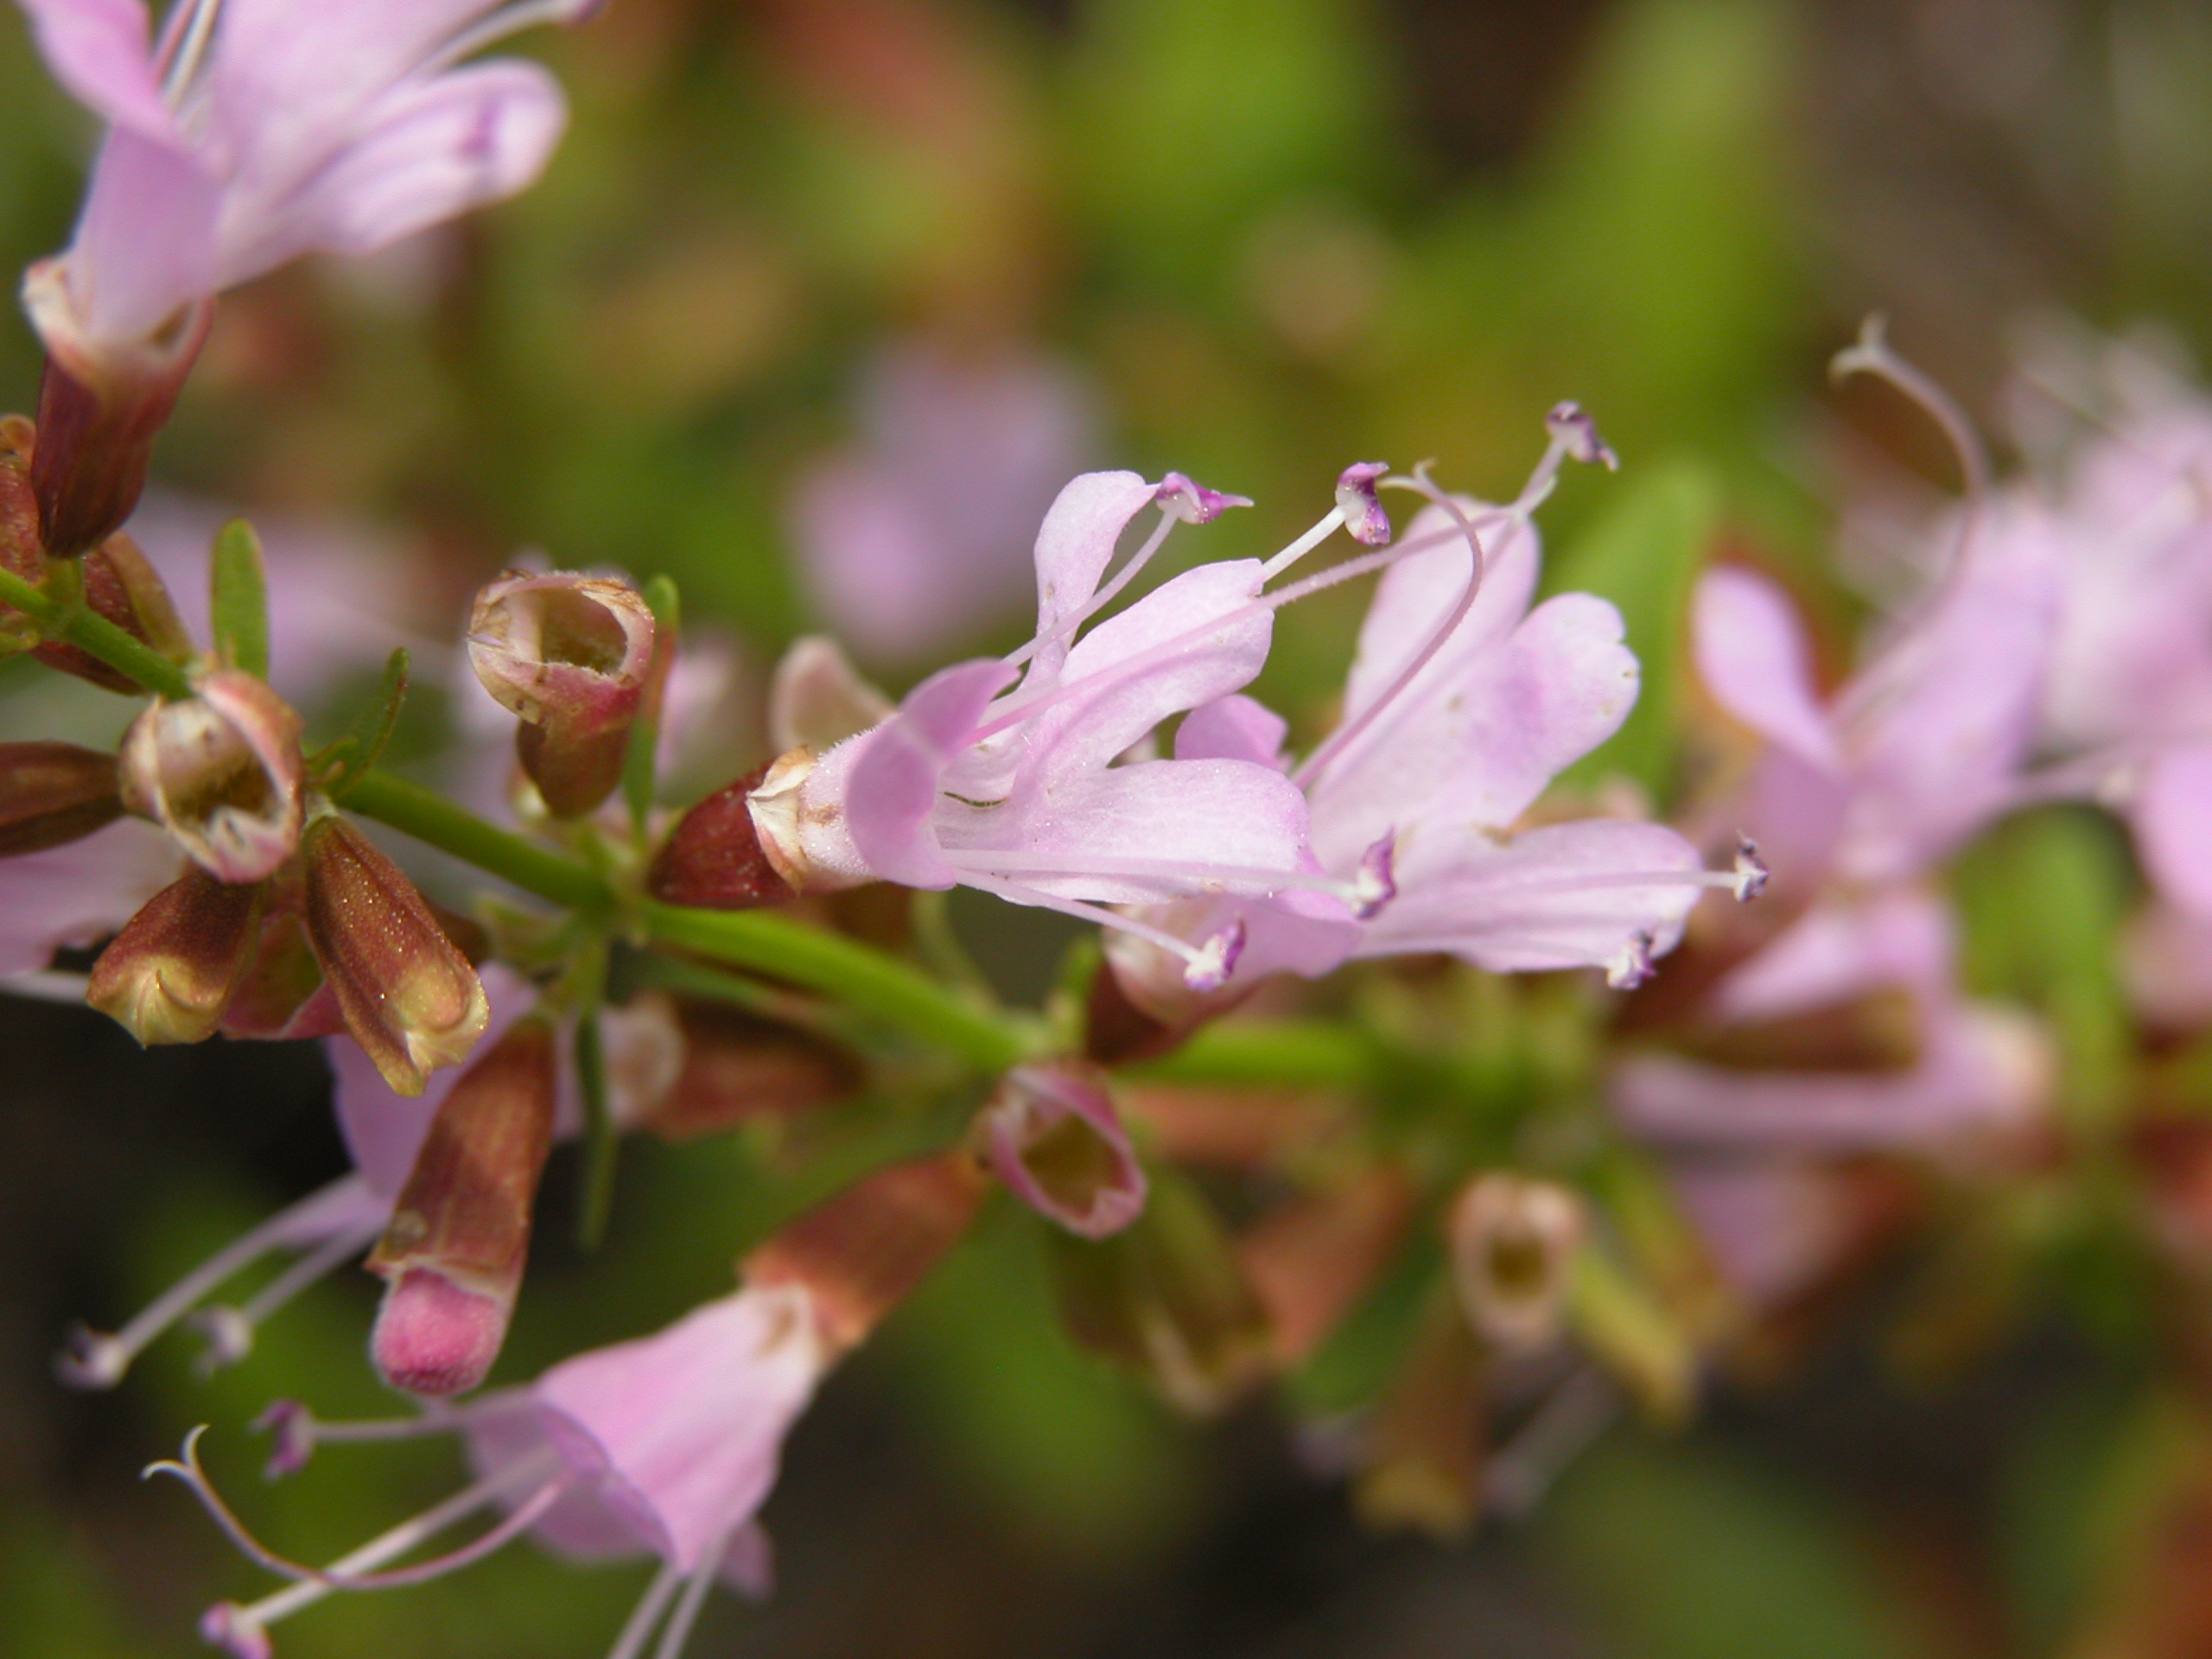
<box><xmin>1027</xmin><ymin>470</ymin><xmax>1160</xmax><ymax>682</ymax></box>
<box><xmin>1341</xmin><ymin>499</ymin><xmax>1540</xmax><ymax>720</ymax></box>
<box><xmin>1174</xmin><ymin>694</ymin><xmax>1287</xmax><ymax>766</ymax></box>
<box><xmin>842</xmin><ymin>658</ymin><xmax>1016</xmax><ymax>889</ymax></box>
<box><xmin>1692</xmin><ymin>566</ymin><xmax>1841</xmax><ymax>773</ymax></box>
<box><xmin>0</xmin><ymin>815</ymin><xmax>178</xmax><ymax>976</ymax></box>
<box><xmin>2133</xmin><ymin>742</ymin><xmax>2212</xmax><ymax>923</ymax></box>
<box><xmin>67</xmin><ymin>126</ymin><xmax>224</xmax><ymax>344</ymax></box>
<box><xmin>1712</xmin><ymin>891</ymin><xmax>1951</xmax><ymax>1023</ymax></box>
<box><xmin>16</xmin><ymin>0</ymin><xmax>174</xmax><ymax>140</ymax></box>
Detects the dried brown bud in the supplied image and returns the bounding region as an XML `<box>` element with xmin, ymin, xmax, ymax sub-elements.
<box><xmin>639</xmin><ymin>996</ymin><xmax>861</xmax><ymax>1140</ymax></box>
<box><xmin>302</xmin><ymin>816</ymin><xmax>490</xmax><ymax>1096</ymax></box>
<box><xmin>22</xmin><ymin>262</ymin><xmax>211</xmax><ymax>557</ymax></box>
<box><xmin>646</xmin><ymin>760</ymin><xmax>794</xmax><ymax>909</ymax></box>
<box><xmin>743</xmin><ymin>1150</ymin><xmax>988</xmax><ymax>1356</ymax></box>
<box><xmin>0</xmin><ymin>741</ymin><xmax>121</xmax><ymax>855</ymax></box>
<box><xmin>1236</xmin><ymin>1166</ymin><xmax>1415</xmax><ymax>1366</ymax></box>
<box><xmin>1446</xmin><ymin>1173</ymin><xmax>1586</xmax><ymax>1354</ymax></box>
<box><xmin>467</xmin><ymin>571</ymin><xmax>657</xmax><ymax>818</ymax></box>
<box><xmin>366</xmin><ymin>1016</ymin><xmax>559</xmax><ymax>1395</ymax></box>
<box><xmin>1354</xmin><ymin>1290</ymin><xmax>1486</xmax><ymax>1540</ymax></box>
<box><xmin>86</xmin><ymin>866</ymin><xmax>263</xmax><ymax>1045</ymax></box>
<box><xmin>120</xmin><ymin>671</ymin><xmax>305</xmax><ymax>883</ymax></box>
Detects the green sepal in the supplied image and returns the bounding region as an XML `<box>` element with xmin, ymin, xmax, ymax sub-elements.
<box><xmin>315</xmin><ymin>648</ymin><xmax>410</xmax><ymax>802</ymax></box>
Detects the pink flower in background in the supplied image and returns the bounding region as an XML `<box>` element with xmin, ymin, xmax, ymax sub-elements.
<box><xmin>791</xmin><ymin>339</ymin><xmax>1096</xmax><ymax>664</ymax></box>
<box><xmin>1693</xmin><ymin>549</ymin><xmax>2059</xmax><ymax>890</ymax></box>
<box><xmin>18</xmin><ymin>0</ymin><xmax>580</xmax><ymax>363</ymax></box>
<box><xmin>185</xmin><ymin>1281</ymin><xmax>821</xmax><ymax>1659</ymax></box>
<box><xmin>1612</xmin><ymin>889</ymin><xmax>2049</xmax><ymax>1150</ymax></box>
<box><xmin>0</xmin><ymin>814</ymin><xmax>179</xmax><ymax>976</ymax></box>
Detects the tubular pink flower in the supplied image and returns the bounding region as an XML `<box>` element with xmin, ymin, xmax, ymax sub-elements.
<box><xmin>16</xmin><ymin>0</ymin><xmax>584</xmax><ymax>550</ymax></box>
<box><xmin>980</xmin><ymin>1065</ymin><xmax>1148</xmax><ymax>1239</ymax></box>
<box><xmin>118</xmin><ymin>669</ymin><xmax>304</xmax><ymax>884</ymax></box>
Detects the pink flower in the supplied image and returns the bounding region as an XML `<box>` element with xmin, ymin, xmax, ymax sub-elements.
<box><xmin>1611</xmin><ymin>890</ymin><xmax>2050</xmax><ymax>1151</ymax></box>
<box><xmin>1103</xmin><ymin>416</ymin><xmax>1732</xmax><ymax>1014</ymax></box>
<box><xmin>753</xmin><ymin>467</ymin><xmax>1339</xmax><ymax>991</ymax></box>
<box><xmin>0</xmin><ymin>813</ymin><xmax>179</xmax><ymax>976</ymax></box>
<box><xmin>791</xmin><ymin>339</ymin><xmax>1097</xmax><ymax>664</ymax></box>
<box><xmin>180</xmin><ymin>1281</ymin><xmax>821</xmax><ymax>1659</ymax></box>
<box><xmin>1693</xmin><ymin>546</ymin><xmax>2060</xmax><ymax>890</ymax></box>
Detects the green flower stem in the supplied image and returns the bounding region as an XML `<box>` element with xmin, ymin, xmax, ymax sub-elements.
<box><xmin>0</xmin><ymin>565</ymin><xmax>194</xmax><ymax>699</ymax></box>
<box><xmin>639</xmin><ymin>900</ymin><xmax>1034</xmax><ymax>1074</ymax></box>
<box><xmin>342</xmin><ymin>771</ymin><xmax>608</xmax><ymax>912</ymax></box>
<box><xmin>1129</xmin><ymin>1019</ymin><xmax>1381</xmax><ymax>1092</ymax></box>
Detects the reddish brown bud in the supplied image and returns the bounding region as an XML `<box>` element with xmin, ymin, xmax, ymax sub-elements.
<box><xmin>467</xmin><ymin>571</ymin><xmax>657</xmax><ymax>818</ymax></box>
<box><xmin>1236</xmin><ymin>1166</ymin><xmax>1415</xmax><ymax>1366</ymax></box>
<box><xmin>86</xmin><ymin>866</ymin><xmax>264</xmax><ymax>1045</ymax></box>
<box><xmin>639</xmin><ymin>996</ymin><xmax>861</xmax><ymax>1140</ymax></box>
<box><xmin>743</xmin><ymin>1150</ymin><xmax>988</xmax><ymax>1356</ymax></box>
<box><xmin>1354</xmin><ymin>1290</ymin><xmax>1487</xmax><ymax>1540</ymax></box>
<box><xmin>366</xmin><ymin>1016</ymin><xmax>560</xmax><ymax>1395</ymax></box>
<box><xmin>0</xmin><ymin>741</ymin><xmax>121</xmax><ymax>855</ymax></box>
<box><xmin>646</xmin><ymin>761</ymin><xmax>794</xmax><ymax>909</ymax></box>
<box><xmin>22</xmin><ymin>262</ymin><xmax>211</xmax><ymax>556</ymax></box>
<box><xmin>978</xmin><ymin>1065</ymin><xmax>1147</xmax><ymax>1239</ymax></box>
<box><xmin>302</xmin><ymin>816</ymin><xmax>490</xmax><ymax>1096</ymax></box>
<box><xmin>120</xmin><ymin>671</ymin><xmax>305</xmax><ymax>883</ymax></box>
<box><xmin>218</xmin><ymin>905</ymin><xmax>344</xmax><ymax>1040</ymax></box>
<box><xmin>1447</xmin><ymin>1173</ymin><xmax>1586</xmax><ymax>1354</ymax></box>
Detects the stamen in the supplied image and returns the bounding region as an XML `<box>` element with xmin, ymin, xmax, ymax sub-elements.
<box><xmin>941</xmin><ymin>847</ymin><xmax>1357</xmax><ymax>900</ymax></box>
<box><xmin>57</xmin><ymin>1173</ymin><xmax>385</xmax><ymax>1389</ymax></box>
<box><xmin>156</xmin><ymin>0</ymin><xmax>224</xmax><ymax>102</ymax></box>
<box><xmin>252</xmin><ymin>1400</ymin><xmax>467</xmax><ymax>1480</ymax></box>
<box><xmin>1156</xmin><ymin>472</ymin><xmax>1254</xmax><ymax>524</ymax></box>
<box><xmin>1605</xmin><ymin>931</ymin><xmax>1656</xmax><ymax>990</ymax></box>
<box><xmin>417</xmin><ymin>0</ymin><xmax>601</xmax><ymax>80</ymax></box>
<box><xmin>607</xmin><ymin>1560</ymin><xmax>685</xmax><ymax>1659</ymax></box>
<box><xmin>1001</xmin><ymin>511</ymin><xmax>1179</xmax><ymax>675</ymax></box>
<box><xmin>191</xmin><ymin>1217</ymin><xmax>383</xmax><ymax>1375</ymax></box>
<box><xmin>958</xmin><ymin>872</ymin><xmax>1216</xmax><ymax>974</ymax></box>
<box><xmin>1182</xmin><ymin>919</ymin><xmax>1245</xmax><ymax>993</ymax></box>
<box><xmin>651</xmin><ymin>1548</ymin><xmax>724</xmax><ymax>1659</ymax></box>
<box><xmin>1259</xmin><ymin>507</ymin><xmax>1350</xmax><ymax>580</ymax></box>
<box><xmin>148</xmin><ymin>1427</ymin><xmax>564</xmax><ymax>1596</ymax></box>
<box><xmin>1351</xmin><ymin>833</ymin><xmax>1397</xmax><ymax>919</ymax></box>
<box><xmin>1731</xmin><ymin>836</ymin><xmax>1769</xmax><ymax>902</ymax></box>
<box><xmin>1292</xmin><ymin>468</ymin><xmax>1489</xmax><ymax>790</ymax></box>
<box><xmin>1334</xmin><ymin>462</ymin><xmax>1393</xmax><ymax>547</ymax></box>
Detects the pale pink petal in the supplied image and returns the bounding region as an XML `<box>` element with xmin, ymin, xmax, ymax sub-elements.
<box><xmin>1691</xmin><ymin>566</ymin><xmax>1841</xmax><ymax>773</ymax></box>
<box><xmin>461</xmin><ymin>1389</ymin><xmax>651</xmax><ymax>1560</ymax></box>
<box><xmin>1020</xmin><ymin>559</ymin><xmax>1270</xmax><ymax>784</ymax></box>
<box><xmin>842</xmin><ymin>658</ymin><xmax>1016</xmax><ymax>889</ymax></box>
<box><xmin>220</xmin><ymin>60</ymin><xmax>566</xmax><ymax>285</ymax></box>
<box><xmin>2133</xmin><ymin>743</ymin><xmax>2212</xmax><ymax>923</ymax></box>
<box><xmin>1358</xmin><ymin>817</ymin><xmax>1703</xmax><ymax>974</ymax></box>
<box><xmin>1341</xmin><ymin>501</ymin><xmax>1539</xmax><ymax>720</ymax></box>
<box><xmin>1712</xmin><ymin>890</ymin><xmax>1952</xmax><ymax>1023</ymax></box>
<box><xmin>1028</xmin><ymin>470</ymin><xmax>1160</xmax><ymax>682</ymax></box>
<box><xmin>2125</xmin><ymin>901</ymin><xmax>2212</xmax><ymax>1029</ymax></box>
<box><xmin>531</xmin><ymin>1284</ymin><xmax>825</xmax><ymax>1573</ymax></box>
<box><xmin>16</xmin><ymin>0</ymin><xmax>174</xmax><ymax>139</ymax></box>
<box><xmin>1174</xmin><ymin>695</ymin><xmax>1287</xmax><ymax>767</ymax></box>
<box><xmin>69</xmin><ymin>125</ymin><xmax>223</xmax><ymax>341</ymax></box>
<box><xmin>0</xmin><ymin>817</ymin><xmax>178</xmax><ymax>975</ymax></box>
<box><xmin>1665</xmin><ymin>1159</ymin><xmax>1855</xmax><ymax>1307</ymax></box>
<box><xmin>942</xmin><ymin>758</ymin><xmax>1311</xmax><ymax>905</ymax></box>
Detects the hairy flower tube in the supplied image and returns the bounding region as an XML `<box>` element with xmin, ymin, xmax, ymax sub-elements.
<box><xmin>15</xmin><ymin>0</ymin><xmax>589</xmax><ymax>552</ymax></box>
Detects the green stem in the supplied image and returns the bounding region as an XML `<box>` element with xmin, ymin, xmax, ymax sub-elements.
<box><xmin>573</xmin><ymin>1010</ymin><xmax>617</xmax><ymax>1249</ymax></box>
<box><xmin>640</xmin><ymin>900</ymin><xmax>1033</xmax><ymax>1073</ymax></box>
<box><xmin>0</xmin><ymin>564</ymin><xmax>193</xmax><ymax>699</ymax></box>
<box><xmin>343</xmin><ymin>772</ymin><xmax>608</xmax><ymax>912</ymax></box>
<box><xmin>1129</xmin><ymin>1019</ymin><xmax>1381</xmax><ymax>1092</ymax></box>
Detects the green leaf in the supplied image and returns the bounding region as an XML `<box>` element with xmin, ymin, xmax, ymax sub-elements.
<box><xmin>207</xmin><ymin>518</ymin><xmax>270</xmax><ymax>679</ymax></box>
<box><xmin>622</xmin><ymin>574</ymin><xmax>680</xmax><ymax>836</ymax></box>
<box><xmin>320</xmin><ymin>648</ymin><xmax>410</xmax><ymax>802</ymax></box>
<box><xmin>1544</xmin><ymin>456</ymin><xmax>1720</xmax><ymax>805</ymax></box>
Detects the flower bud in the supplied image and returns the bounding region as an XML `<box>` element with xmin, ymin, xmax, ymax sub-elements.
<box><xmin>0</xmin><ymin>741</ymin><xmax>121</xmax><ymax>855</ymax></box>
<box><xmin>120</xmin><ymin>671</ymin><xmax>305</xmax><ymax>883</ymax></box>
<box><xmin>1355</xmin><ymin>1290</ymin><xmax>1486</xmax><ymax>1540</ymax></box>
<box><xmin>645</xmin><ymin>760</ymin><xmax>795</xmax><ymax>909</ymax></box>
<box><xmin>639</xmin><ymin>997</ymin><xmax>862</xmax><ymax>1140</ymax></box>
<box><xmin>86</xmin><ymin>867</ymin><xmax>264</xmax><ymax>1045</ymax></box>
<box><xmin>22</xmin><ymin>261</ymin><xmax>212</xmax><ymax>557</ymax></box>
<box><xmin>366</xmin><ymin>1016</ymin><xmax>559</xmax><ymax>1395</ymax></box>
<box><xmin>302</xmin><ymin>817</ymin><xmax>490</xmax><ymax>1096</ymax></box>
<box><xmin>978</xmin><ymin>1065</ymin><xmax>1147</xmax><ymax>1239</ymax></box>
<box><xmin>1236</xmin><ymin>1167</ymin><xmax>1414</xmax><ymax>1366</ymax></box>
<box><xmin>218</xmin><ymin>905</ymin><xmax>345</xmax><ymax>1041</ymax></box>
<box><xmin>742</xmin><ymin>747</ymin><xmax>861</xmax><ymax>896</ymax></box>
<box><xmin>467</xmin><ymin>570</ymin><xmax>657</xmax><ymax>819</ymax></box>
<box><xmin>1048</xmin><ymin>1166</ymin><xmax>1271</xmax><ymax>1414</ymax></box>
<box><xmin>743</xmin><ymin>1150</ymin><xmax>988</xmax><ymax>1357</ymax></box>
<box><xmin>768</xmin><ymin>635</ymin><xmax>893</xmax><ymax>755</ymax></box>
<box><xmin>1446</xmin><ymin>1173</ymin><xmax>1585</xmax><ymax>1353</ymax></box>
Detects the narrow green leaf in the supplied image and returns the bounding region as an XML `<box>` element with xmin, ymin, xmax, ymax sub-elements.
<box><xmin>322</xmin><ymin>649</ymin><xmax>410</xmax><ymax>802</ymax></box>
<box><xmin>1544</xmin><ymin>458</ymin><xmax>1721</xmax><ymax>806</ymax></box>
<box><xmin>208</xmin><ymin>518</ymin><xmax>270</xmax><ymax>679</ymax></box>
<box><xmin>623</xmin><ymin>574</ymin><xmax>681</xmax><ymax>836</ymax></box>
<box><xmin>573</xmin><ymin>1011</ymin><xmax>616</xmax><ymax>1250</ymax></box>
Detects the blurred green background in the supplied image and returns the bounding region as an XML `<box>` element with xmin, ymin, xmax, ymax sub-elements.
<box><xmin>6</xmin><ymin>1</ymin><xmax>2212</xmax><ymax>1654</ymax></box>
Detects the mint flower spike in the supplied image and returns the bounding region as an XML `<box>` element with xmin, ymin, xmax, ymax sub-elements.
<box><xmin>16</xmin><ymin>0</ymin><xmax>592</xmax><ymax>552</ymax></box>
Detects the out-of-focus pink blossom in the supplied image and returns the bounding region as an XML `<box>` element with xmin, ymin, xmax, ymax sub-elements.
<box><xmin>1612</xmin><ymin>890</ymin><xmax>2050</xmax><ymax>1151</ymax></box>
<box><xmin>791</xmin><ymin>340</ymin><xmax>1096</xmax><ymax>664</ymax></box>
<box><xmin>0</xmin><ymin>813</ymin><xmax>178</xmax><ymax>975</ymax></box>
